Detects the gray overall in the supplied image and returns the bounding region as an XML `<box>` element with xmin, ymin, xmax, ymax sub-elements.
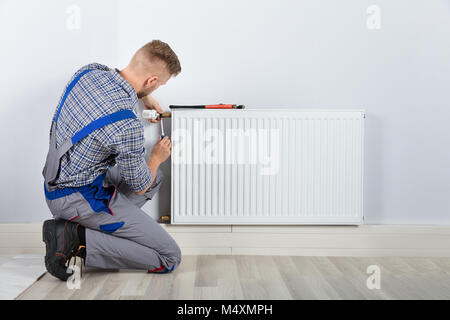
<box><xmin>42</xmin><ymin>69</ymin><xmax>181</xmax><ymax>273</ymax></box>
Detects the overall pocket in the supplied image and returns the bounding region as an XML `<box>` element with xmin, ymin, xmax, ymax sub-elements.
<box><xmin>79</xmin><ymin>183</ymin><xmax>116</xmax><ymax>216</ymax></box>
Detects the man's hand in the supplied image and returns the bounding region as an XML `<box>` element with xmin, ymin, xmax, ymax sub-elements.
<box><xmin>135</xmin><ymin>136</ymin><xmax>172</xmax><ymax>196</ymax></box>
<box><xmin>141</xmin><ymin>95</ymin><xmax>163</xmax><ymax>123</ymax></box>
<box><xmin>150</xmin><ymin>136</ymin><xmax>172</xmax><ymax>164</ymax></box>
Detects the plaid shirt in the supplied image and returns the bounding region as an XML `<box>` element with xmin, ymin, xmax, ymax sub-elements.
<box><xmin>48</xmin><ymin>63</ymin><xmax>152</xmax><ymax>192</ymax></box>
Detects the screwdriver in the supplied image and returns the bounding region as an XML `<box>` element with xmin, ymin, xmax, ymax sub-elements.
<box><xmin>160</xmin><ymin>118</ymin><xmax>165</xmax><ymax>139</ymax></box>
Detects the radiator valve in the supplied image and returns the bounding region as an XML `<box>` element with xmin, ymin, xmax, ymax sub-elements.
<box><xmin>142</xmin><ymin>109</ymin><xmax>172</xmax><ymax>120</ymax></box>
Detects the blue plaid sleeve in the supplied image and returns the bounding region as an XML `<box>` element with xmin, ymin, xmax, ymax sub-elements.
<box><xmin>111</xmin><ymin>119</ymin><xmax>153</xmax><ymax>192</ymax></box>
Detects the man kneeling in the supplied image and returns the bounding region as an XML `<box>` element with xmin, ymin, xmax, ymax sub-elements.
<box><xmin>42</xmin><ymin>40</ymin><xmax>182</xmax><ymax>280</ymax></box>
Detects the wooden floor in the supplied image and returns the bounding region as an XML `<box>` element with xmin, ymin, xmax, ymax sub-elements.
<box><xmin>16</xmin><ymin>255</ymin><xmax>450</xmax><ymax>300</ymax></box>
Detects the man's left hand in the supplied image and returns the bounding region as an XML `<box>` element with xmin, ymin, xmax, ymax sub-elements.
<box><xmin>142</xmin><ymin>95</ymin><xmax>163</xmax><ymax>123</ymax></box>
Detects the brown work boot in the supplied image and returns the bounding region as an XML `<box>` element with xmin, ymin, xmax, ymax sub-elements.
<box><xmin>42</xmin><ymin>219</ymin><xmax>85</xmax><ymax>281</ymax></box>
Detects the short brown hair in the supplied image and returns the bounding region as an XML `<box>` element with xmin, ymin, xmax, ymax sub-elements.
<box><xmin>137</xmin><ymin>40</ymin><xmax>181</xmax><ymax>76</ymax></box>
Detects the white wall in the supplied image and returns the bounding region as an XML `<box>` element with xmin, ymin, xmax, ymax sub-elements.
<box><xmin>0</xmin><ymin>0</ymin><xmax>449</xmax><ymax>224</ymax></box>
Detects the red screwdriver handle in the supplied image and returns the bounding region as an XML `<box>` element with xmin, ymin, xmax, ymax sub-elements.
<box><xmin>205</xmin><ymin>104</ymin><xmax>235</xmax><ymax>109</ymax></box>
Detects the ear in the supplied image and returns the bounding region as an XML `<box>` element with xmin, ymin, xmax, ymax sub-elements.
<box><xmin>144</xmin><ymin>75</ymin><xmax>158</xmax><ymax>87</ymax></box>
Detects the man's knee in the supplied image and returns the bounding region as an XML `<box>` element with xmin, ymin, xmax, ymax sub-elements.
<box><xmin>150</xmin><ymin>240</ymin><xmax>181</xmax><ymax>273</ymax></box>
<box><xmin>174</xmin><ymin>242</ymin><xmax>182</xmax><ymax>264</ymax></box>
<box><xmin>167</xmin><ymin>240</ymin><xmax>182</xmax><ymax>269</ymax></box>
<box><xmin>143</xmin><ymin>168</ymin><xmax>164</xmax><ymax>200</ymax></box>
<box><xmin>149</xmin><ymin>167</ymin><xmax>164</xmax><ymax>190</ymax></box>
<box><xmin>154</xmin><ymin>167</ymin><xmax>164</xmax><ymax>185</ymax></box>
<box><xmin>105</xmin><ymin>165</ymin><xmax>122</xmax><ymax>186</ymax></box>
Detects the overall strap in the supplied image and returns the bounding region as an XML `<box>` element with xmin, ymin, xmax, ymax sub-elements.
<box><xmin>54</xmin><ymin>69</ymin><xmax>94</xmax><ymax>123</ymax></box>
<box><xmin>72</xmin><ymin>110</ymin><xmax>136</xmax><ymax>144</ymax></box>
<box><xmin>54</xmin><ymin>110</ymin><xmax>137</xmax><ymax>159</ymax></box>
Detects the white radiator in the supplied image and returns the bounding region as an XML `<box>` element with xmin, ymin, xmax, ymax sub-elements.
<box><xmin>170</xmin><ymin>109</ymin><xmax>365</xmax><ymax>225</ymax></box>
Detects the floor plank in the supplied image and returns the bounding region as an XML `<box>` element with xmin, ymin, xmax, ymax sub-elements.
<box><xmin>168</xmin><ymin>255</ymin><xmax>197</xmax><ymax>299</ymax></box>
<box><xmin>16</xmin><ymin>255</ymin><xmax>450</xmax><ymax>300</ymax></box>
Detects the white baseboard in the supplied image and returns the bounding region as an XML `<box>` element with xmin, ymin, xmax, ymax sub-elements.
<box><xmin>1</xmin><ymin>224</ymin><xmax>450</xmax><ymax>257</ymax></box>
